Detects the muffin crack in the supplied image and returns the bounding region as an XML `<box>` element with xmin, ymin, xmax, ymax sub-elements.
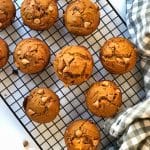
<box><xmin>0</xmin><ymin>56</ymin><xmax>5</xmax><ymax>60</ymax></box>
<box><xmin>60</xmin><ymin>53</ymin><xmax>90</xmax><ymax>77</ymax></box>
<box><xmin>99</xmin><ymin>96</ymin><xmax>120</xmax><ymax>108</ymax></box>
<box><xmin>68</xmin><ymin>52</ymin><xmax>91</xmax><ymax>60</ymax></box>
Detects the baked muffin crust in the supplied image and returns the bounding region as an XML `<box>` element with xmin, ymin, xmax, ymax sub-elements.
<box><xmin>86</xmin><ymin>80</ymin><xmax>122</xmax><ymax>117</ymax></box>
<box><xmin>14</xmin><ymin>38</ymin><xmax>50</xmax><ymax>74</ymax></box>
<box><xmin>64</xmin><ymin>119</ymin><xmax>100</xmax><ymax>150</ymax></box>
<box><xmin>64</xmin><ymin>0</ymin><xmax>100</xmax><ymax>36</ymax></box>
<box><xmin>23</xmin><ymin>88</ymin><xmax>60</xmax><ymax>123</ymax></box>
<box><xmin>0</xmin><ymin>0</ymin><xmax>16</xmax><ymax>29</ymax></box>
<box><xmin>21</xmin><ymin>0</ymin><xmax>58</xmax><ymax>30</ymax></box>
<box><xmin>100</xmin><ymin>37</ymin><xmax>137</xmax><ymax>74</ymax></box>
<box><xmin>0</xmin><ymin>38</ymin><xmax>9</xmax><ymax>68</ymax></box>
<box><xmin>53</xmin><ymin>45</ymin><xmax>93</xmax><ymax>85</ymax></box>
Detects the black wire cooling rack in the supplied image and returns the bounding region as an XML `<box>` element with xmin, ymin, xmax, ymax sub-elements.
<box><xmin>0</xmin><ymin>0</ymin><xmax>146</xmax><ymax>149</ymax></box>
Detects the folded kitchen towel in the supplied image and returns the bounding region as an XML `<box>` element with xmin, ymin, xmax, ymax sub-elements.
<box><xmin>105</xmin><ymin>97</ymin><xmax>150</xmax><ymax>150</ymax></box>
<box><xmin>127</xmin><ymin>0</ymin><xmax>150</xmax><ymax>98</ymax></box>
<box><xmin>105</xmin><ymin>0</ymin><xmax>150</xmax><ymax>149</ymax></box>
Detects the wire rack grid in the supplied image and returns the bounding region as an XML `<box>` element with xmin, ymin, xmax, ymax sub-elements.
<box><xmin>0</xmin><ymin>0</ymin><xmax>145</xmax><ymax>149</ymax></box>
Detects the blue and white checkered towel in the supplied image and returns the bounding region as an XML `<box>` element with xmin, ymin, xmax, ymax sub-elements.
<box><xmin>106</xmin><ymin>0</ymin><xmax>150</xmax><ymax>149</ymax></box>
<box><xmin>127</xmin><ymin>0</ymin><xmax>150</xmax><ymax>98</ymax></box>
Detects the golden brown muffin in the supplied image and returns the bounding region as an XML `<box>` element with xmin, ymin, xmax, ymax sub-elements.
<box><xmin>86</xmin><ymin>80</ymin><xmax>122</xmax><ymax>118</ymax></box>
<box><xmin>64</xmin><ymin>119</ymin><xmax>100</xmax><ymax>150</ymax></box>
<box><xmin>0</xmin><ymin>0</ymin><xmax>16</xmax><ymax>29</ymax></box>
<box><xmin>0</xmin><ymin>38</ymin><xmax>9</xmax><ymax>68</ymax></box>
<box><xmin>100</xmin><ymin>37</ymin><xmax>137</xmax><ymax>74</ymax></box>
<box><xmin>23</xmin><ymin>88</ymin><xmax>60</xmax><ymax>123</ymax></box>
<box><xmin>14</xmin><ymin>38</ymin><xmax>50</xmax><ymax>74</ymax></box>
<box><xmin>53</xmin><ymin>46</ymin><xmax>93</xmax><ymax>86</ymax></box>
<box><xmin>21</xmin><ymin>0</ymin><xmax>58</xmax><ymax>30</ymax></box>
<box><xmin>64</xmin><ymin>0</ymin><xmax>100</xmax><ymax>36</ymax></box>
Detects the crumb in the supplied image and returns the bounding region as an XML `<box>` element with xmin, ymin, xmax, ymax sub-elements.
<box><xmin>12</xmin><ymin>69</ymin><xmax>18</xmax><ymax>75</ymax></box>
<box><xmin>23</xmin><ymin>140</ymin><xmax>29</xmax><ymax>147</ymax></box>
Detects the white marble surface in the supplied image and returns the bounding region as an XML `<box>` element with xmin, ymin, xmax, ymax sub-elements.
<box><xmin>0</xmin><ymin>0</ymin><xmax>126</xmax><ymax>149</ymax></box>
<box><xmin>109</xmin><ymin>0</ymin><xmax>126</xmax><ymax>21</ymax></box>
<box><xmin>0</xmin><ymin>97</ymin><xmax>40</xmax><ymax>150</ymax></box>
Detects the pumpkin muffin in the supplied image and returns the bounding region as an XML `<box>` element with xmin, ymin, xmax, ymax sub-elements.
<box><xmin>23</xmin><ymin>88</ymin><xmax>60</xmax><ymax>123</ymax></box>
<box><xmin>64</xmin><ymin>119</ymin><xmax>100</xmax><ymax>150</ymax></box>
<box><xmin>100</xmin><ymin>37</ymin><xmax>137</xmax><ymax>74</ymax></box>
<box><xmin>53</xmin><ymin>45</ymin><xmax>93</xmax><ymax>86</ymax></box>
<box><xmin>64</xmin><ymin>0</ymin><xmax>100</xmax><ymax>36</ymax></box>
<box><xmin>0</xmin><ymin>0</ymin><xmax>16</xmax><ymax>29</ymax></box>
<box><xmin>0</xmin><ymin>38</ymin><xmax>9</xmax><ymax>68</ymax></box>
<box><xmin>86</xmin><ymin>80</ymin><xmax>122</xmax><ymax>118</ymax></box>
<box><xmin>21</xmin><ymin>0</ymin><xmax>58</xmax><ymax>30</ymax></box>
<box><xmin>14</xmin><ymin>38</ymin><xmax>50</xmax><ymax>74</ymax></box>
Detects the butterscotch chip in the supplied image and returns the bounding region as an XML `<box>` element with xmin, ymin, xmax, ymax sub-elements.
<box><xmin>48</xmin><ymin>5</ymin><xmax>54</xmax><ymax>11</ymax></box>
<box><xmin>28</xmin><ymin>109</ymin><xmax>35</xmax><ymax>115</ymax></box>
<box><xmin>100</xmin><ymin>37</ymin><xmax>137</xmax><ymax>74</ymax></box>
<box><xmin>23</xmin><ymin>88</ymin><xmax>60</xmax><ymax>123</ymax></box>
<box><xmin>64</xmin><ymin>119</ymin><xmax>100</xmax><ymax>150</ymax></box>
<box><xmin>93</xmin><ymin>140</ymin><xmax>99</xmax><ymax>146</ymax></box>
<box><xmin>17</xmin><ymin>51</ymin><xmax>21</xmax><ymax>55</ymax></box>
<box><xmin>14</xmin><ymin>38</ymin><xmax>50</xmax><ymax>74</ymax></box>
<box><xmin>37</xmin><ymin>89</ymin><xmax>44</xmax><ymax>94</ymax></box>
<box><xmin>41</xmin><ymin>96</ymin><xmax>49</xmax><ymax>103</ymax></box>
<box><xmin>53</xmin><ymin>46</ymin><xmax>93</xmax><ymax>86</ymax></box>
<box><xmin>21</xmin><ymin>0</ymin><xmax>58</xmax><ymax>30</ymax></box>
<box><xmin>23</xmin><ymin>140</ymin><xmax>29</xmax><ymax>147</ymax></box>
<box><xmin>0</xmin><ymin>38</ymin><xmax>9</xmax><ymax>68</ymax></box>
<box><xmin>75</xmin><ymin>129</ymin><xmax>82</xmax><ymax>137</ymax></box>
<box><xmin>84</xmin><ymin>22</ymin><xmax>91</xmax><ymax>28</ymax></box>
<box><xmin>33</xmin><ymin>18</ymin><xmax>41</xmax><ymax>24</ymax></box>
<box><xmin>21</xmin><ymin>59</ymin><xmax>30</xmax><ymax>65</ymax></box>
<box><xmin>0</xmin><ymin>0</ymin><xmax>16</xmax><ymax>29</ymax></box>
<box><xmin>64</xmin><ymin>0</ymin><xmax>100</xmax><ymax>36</ymax></box>
<box><xmin>92</xmin><ymin>100</ymin><xmax>99</xmax><ymax>108</ymax></box>
<box><xmin>86</xmin><ymin>80</ymin><xmax>122</xmax><ymax>117</ymax></box>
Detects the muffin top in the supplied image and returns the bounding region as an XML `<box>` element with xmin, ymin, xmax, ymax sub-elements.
<box><xmin>64</xmin><ymin>119</ymin><xmax>100</xmax><ymax>150</ymax></box>
<box><xmin>100</xmin><ymin>37</ymin><xmax>137</xmax><ymax>74</ymax></box>
<box><xmin>0</xmin><ymin>0</ymin><xmax>16</xmax><ymax>29</ymax></box>
<box><xmin>86</xmin><ymin>80</ymin><xmax>122</xmax><ymax>117</ymax></box>
<box><xmin>0</xmin><ymin>38</ymin><xmax>9</xmax><ymax>68</ymax></box>
<box><xmin>64</xmin><ymin>0</ymin><xmax>100</xmax><ymax>36</ymax></box>
<box><xmin>14</xmin><ymin>38</ymin><xmax>50</xmax><ymax>74</ymax></box>
<box><xmin>21</xmin><ymin>0</ymin><xmax>58</xmax><ymax>30</ymax></box>
<box><xmin>53</xmin><ymin>45</ymin><xmax>93</xmax><ymax>86</ymax></box>
<box><xmin>23</xmin><ymin>88</ymin><xmax>60</xmax><ymax>123</ymax></box>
